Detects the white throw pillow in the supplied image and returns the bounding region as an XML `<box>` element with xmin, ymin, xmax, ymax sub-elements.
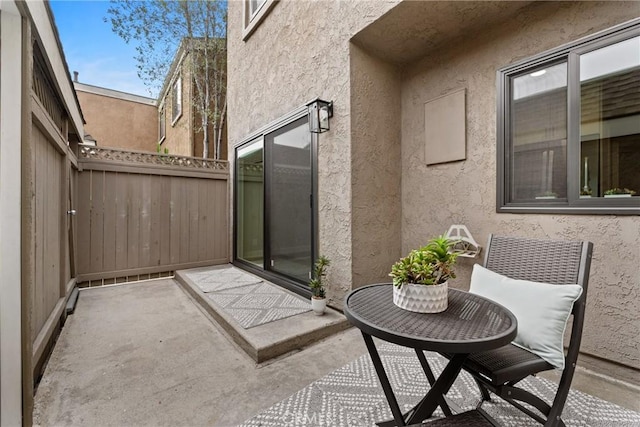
<box><xmin>469</xmin><ymin>264</ymin><xmax>583</xmax><ymax>369</ymax></box>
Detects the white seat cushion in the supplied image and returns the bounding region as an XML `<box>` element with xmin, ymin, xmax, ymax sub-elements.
<box><xmin>469</xmin><ymin>264</ymin><xmax>583</xmax><ymax>369</ymax></box>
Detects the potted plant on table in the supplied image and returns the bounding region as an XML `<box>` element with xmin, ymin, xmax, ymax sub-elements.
<box><xmin>390</xmin><ymin>235</ymin><xmax>458</xmax><ymax>313</ymax></box>
<box><xmin>309</xmin><ymin>256</ymin><xmax>330</xmax><ymax>316</ymax></box>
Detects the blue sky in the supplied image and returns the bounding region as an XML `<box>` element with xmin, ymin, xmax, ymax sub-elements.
<box><xmin>50</xmin><ymin>0</ymin><xmax>153</xmax><ymax>98</ymax></box>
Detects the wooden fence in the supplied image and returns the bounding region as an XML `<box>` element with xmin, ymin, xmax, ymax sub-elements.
<box><xmin>76</xmin><ymin>146</ymin><xmax>230</xmax><ymax>285</ymax></box>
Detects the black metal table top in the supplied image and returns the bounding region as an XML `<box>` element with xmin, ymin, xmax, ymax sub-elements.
<box><xmin>344</xmin><ymin>283</ymin><xmax>517</xmax><ymax>353</ymax></box>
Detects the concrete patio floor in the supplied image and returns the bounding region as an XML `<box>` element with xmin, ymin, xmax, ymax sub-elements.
<box><xmin>33</xmin><ymin>279</ymin><xmax>367</xmax><ymax>426</ymax></box>
<box><xmin>33</xmin><ymin>278</ymin><xmax>639</xmax><ymax>426</ymax></box>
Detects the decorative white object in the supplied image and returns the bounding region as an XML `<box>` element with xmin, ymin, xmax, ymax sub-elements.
<box><xmin>311</xmin><ymin>297</ymin><xmax>326</xmax><ymax>315</ymax></box>
<box><xmin>445</xmin><ymin>225</ymin><xmax>481</xmax><ymax>258</ymax></box>
<box><xmin>393</xmin><ymin>282</ymin><xmax>448</xmax><ymax>313</ymax></box>
<box><xmin>469</xmin><ymin>265</ymin><xmax>583</xmax><ymax>369</ymax></box>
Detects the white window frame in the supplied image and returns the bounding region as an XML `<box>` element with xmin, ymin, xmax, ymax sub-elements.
<box><xmin>171</xmin><ymin>76</ymin><xmax>182</xmax><ymax>125</ymax></box>
<box><xmin>497</xmin><ymin>20</ymin><xmax>640</xmax><ymax>215</ymax></box>
<box><xmin>158</xmin><ymin>101</ymin><xmax>166</xmax><ymax>143</ymax></box>
<box><xmin>242</xmin><ymin>0</ymin><xmax>277</xmax><ymax>41</ymax></box>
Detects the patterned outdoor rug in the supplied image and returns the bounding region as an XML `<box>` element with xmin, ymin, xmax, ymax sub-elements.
<box><xmin>184</xmin><ymin>266</ymin><xmax>311</xmax><ymax>329</ymax></box>
<box><xmin>239</xmin><ymin>343</ymin><xmax>640</xmax><ymax>426</ymax></box>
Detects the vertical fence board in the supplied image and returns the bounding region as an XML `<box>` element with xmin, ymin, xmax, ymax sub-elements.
<box><xmin>149</xmin><ymin>176</ymin><xmax>162</xmax><ymax>267</ymax></box>
<box><xmin>114</xmin><ymin>172</ymin><xmax>128</xmax><ymax>271</ymax></box>
<box><xmin>33</xmin><ymin>130</ymin><xmax>45</xmax><ymax>336</ymax></box>
<box><xmin>188</xmin><ymin>179</ymin><xmax>200</xmax><ymax>262</ymax></box>
<box><xmin>76</xmin><ymin>169</ymin><xmax>92</xmax><ymax>275</ymax></box>
<box><xmin>44</xmin><ymin>142</ymin><xmax>62</xmax><ymax>313</ymax></box>
<box><xmin>89</xmin><ymin>170</ymin><xmax>104</xmax><ymax>273</ymax></box>
<box><xmin>127</xmin><ymin>174</ymin><xmax>141</xmax><ymax>270</ymax></box>
<box><xmin>197</xmin><ymin>179</ymin><xmax>209</xmax><ymax>262</ymax></box>
<box><xmin>179</xmin><ymin>178</ymin><xmax>190</xmax><ymax>263</ymax></box>
<box><xmin>169</xmin><ymin>177</ymin><xmax>181</xmax><ymax>265</ymax></box>
<box><xmin>159</xmin><ymin>176</ymin><xmax>172</xmax><ymax>266</ymax></box>
<box><xmin>102</xmin><ymin>171</ymin><xmax>117</xmax><ymax>272</ymax></box>
<box><xmin>139</xmin><ymin>175</ymin><xmax>152</xmax><ymax>268</ymax></box>
<box><xmin>214</xmin><ymin>179</ymin><xmax>228</xmax><ymax>261</ymax></box>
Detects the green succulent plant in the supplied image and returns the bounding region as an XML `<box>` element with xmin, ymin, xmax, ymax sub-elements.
<box><xmin>309</xmin><ymin>256</ymin><xmax>330</xmax><ymax>298</ymax></box>
<box><xmin>390</xmin><ymin>235</ymin><xmax>458</xmax><ymax>288</ymax></box>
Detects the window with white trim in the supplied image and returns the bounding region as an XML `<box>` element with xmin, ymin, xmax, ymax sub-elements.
<box><xmin>171</xmin><ymin>76</ymin><xmax>182</xmax><ymax>124</ymax></box>
<box><xmin>242</xmin><ymin>0</ymin><xmax>276</xmax><ymax>40</ymax></box>
<box><xmin>497</xmin><ymin>22</ymin><xmax>640</xmax><ymax>215</ymax></box>
<box><xmin>249</xmin><ymin>0</ymin><xmax>266</xmax><ymax>18</ymax></box>
<box><xmin>159</xmin><ymin>103</ymin><xmax>166</xmax><ymax>143</ymax></box>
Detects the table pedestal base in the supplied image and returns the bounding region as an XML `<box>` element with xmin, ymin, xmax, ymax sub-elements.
<box><xmin>363</xmin><ymin>332</ymin><xmax>468</xmax><ymax>427</ymax></box>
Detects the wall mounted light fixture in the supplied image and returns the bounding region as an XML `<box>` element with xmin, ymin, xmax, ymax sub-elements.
<box><xmin>307</xmin><ymin>98</ymin><xmax>333</xmax><ymax>133</ymax></box>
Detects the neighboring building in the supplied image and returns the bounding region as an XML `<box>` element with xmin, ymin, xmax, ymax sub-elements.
<box><xmin>227</xmin><ymin>0</ymin><xmax>639</xmax><ymax>384</ymax></box>
<box><xmin>74</xmin><ymin>79</ymin><xmax>158</xmax><ymax>152</ymax></box>
<box><xmin>157</xmin><ymin>38</ymin><xmax>227</xmax><ymax>159</ymax></box>
<box><xmin>1</xmin><ymin>1</ymin><xmax>85</xmax><ymax>423</ymax></box>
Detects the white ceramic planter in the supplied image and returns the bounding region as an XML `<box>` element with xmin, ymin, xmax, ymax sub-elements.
<box><xmin>311</xmin><ymin>297</ymin><xmax>326</xmax><ymax>315</ymax></box>
<box><xmin>393</xmin><ymin>282</ymin><xmax>448</xmax><ymax>313</ymax></box>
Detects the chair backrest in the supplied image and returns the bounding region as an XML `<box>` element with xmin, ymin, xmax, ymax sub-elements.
<box><xmin>482</xmin><ymin>234</ymin><xmax>592</xmax><ymax>319</ymax></box>
<box><xmin>482</xmin><ymin>234</ymin><xmax>593</xmax><ymax>425</ymax></box>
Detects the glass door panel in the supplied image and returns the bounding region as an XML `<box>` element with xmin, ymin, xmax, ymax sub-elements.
<box><xmin>236</xmin><ymin>138</ymin><xmax>264</xmax><ymax>267</ymax></box>
<box><xmin>266</xmin><ymin>118</ymin><xmax>313</xmax><ymax>282</ymax></box>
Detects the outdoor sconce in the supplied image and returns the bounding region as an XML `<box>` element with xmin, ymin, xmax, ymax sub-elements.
<box><xmin>307</xmin><ymin>98</ymin><xmax>333</xmax><ymax>134</ymax></box>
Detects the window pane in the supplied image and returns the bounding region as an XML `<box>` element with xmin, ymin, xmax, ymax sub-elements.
<box><xmin>580</xmin><ymin>36</ymin><xmax>640</xmax><ymax>198</ymax></box>
<box><xmin>249</xmin><ymin>0</ymin><xmax>266</xmax><ymax>16</ymax></box>
<box><xmin>510</xmin><ymin>62</ymin><xmax>568</xmax><ymax>201</ymax></box>
<box><xmin>236</xmin><ymin>139</ymin><xmax>264</xmax><ymax>267</ymax></box>
<box><xmin>172</xmin><ymin>78</ymin><xmax>182</xmax><ymax>122</ymax></box>
<box><xmin>159</xmin><ymin>107</ymin><xmax>165</xmax><ymax>141</ymax></box>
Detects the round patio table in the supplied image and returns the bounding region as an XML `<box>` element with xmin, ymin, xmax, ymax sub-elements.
<box><xmin>344</xmin><ymin>283</ymin><xmax>517</xmax><ymax>426</ymax></box>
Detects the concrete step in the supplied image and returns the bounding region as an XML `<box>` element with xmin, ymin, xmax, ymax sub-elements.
<box><xmin>175</xmin><ymin>266</ymin><xmax>350</xmax><ymax>363</ymax></box>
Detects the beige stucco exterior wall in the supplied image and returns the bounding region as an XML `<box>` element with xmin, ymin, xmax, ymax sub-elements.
<box><xmin>228</xmin><ymin>0</ymin><xmax>639</xmax><ymax>378</ymax></box>
<box><xmin>228</xmin><ymin>0</ymin><xmax>401</xmax><ymax>303</ymax></box>
<box><xmin>349</xmin><ymin>44</ymin><xmax>402</xmax><ymax>290</ymax></box>
<box><xmin>76</xmin><ymin>90</ymin><xmax>157</xmax><ymax>152</ymax></box>
<box><xmin>399</xmin><ymin>1</ymin><xmax>639</xmax><ymax>374</ymax></box>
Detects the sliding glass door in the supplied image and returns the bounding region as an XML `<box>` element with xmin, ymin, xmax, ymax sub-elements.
<box><xmin>235</xmin><ymin>116</ymin><xmax>315</xmax><ymax>288</ymax></box>
<box><xmin>266</xmin><ymin>118</ymin><xmax>313</xmax><ymax>282</ymax></box>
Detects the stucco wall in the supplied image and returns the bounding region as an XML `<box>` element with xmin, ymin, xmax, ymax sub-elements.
<box><xmin>76</xmin><ymin>90</ymin><xmax>156</xmax><ymax>152</ymax></box>
<box><xmin>227</xmin><ymin>0</ymin><xmax>401</xmax><ymax>303</ymax></box>
<box><xmin>228</xmin><ymin>0</ymin><xmax>639</xmax><ymax>377</ymax></box>
<box><xmin>349</xmin><ymin>44</ymin><xmax>402</xmax><ymax>290</ymax></box>
<box><xmin>399</xmin><ymin>1</ymin><xmax>639</xmax><ymax>372</ymax></box>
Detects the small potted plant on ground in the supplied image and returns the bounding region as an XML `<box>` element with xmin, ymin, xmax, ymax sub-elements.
<box><xmin>604</xmin><ymin>188</ymin><xmax>636</xmax><ymax>198</ymax></box>
<box><xmin>309</xmin><ymin>256</ymin><xmax>330</xmax><ymax>316</ymax></box>
<box><xmin>390</xmin><ymin>235</ymin><xmax>458</xmax><ymax>313</ymax></box>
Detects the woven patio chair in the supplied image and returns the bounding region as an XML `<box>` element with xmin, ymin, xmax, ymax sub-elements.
<box><xmin>460</xmin><ymin>234</ymin><xmax>593</xmax><ymax>427</ymax></box>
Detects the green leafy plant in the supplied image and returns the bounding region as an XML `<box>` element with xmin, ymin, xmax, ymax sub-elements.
<box><xmin>604</xmin><ymin>188</ymin><xmax>635</xmax><ymax>196</ymax></box>
<box><xmin>390</xmin><ymin>235</ymin><xmax>458</xmax><ymax>288</ymax></box>
<box><xmin>309</xmin><ymin>256</ymin><xmax>330</xmax><ymax>299</ymax></box>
